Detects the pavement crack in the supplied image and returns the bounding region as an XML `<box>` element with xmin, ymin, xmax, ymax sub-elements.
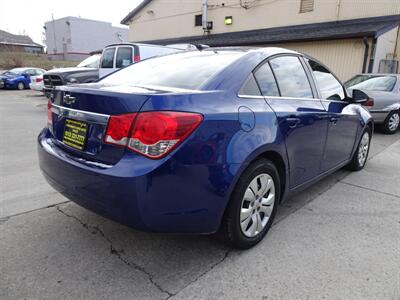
<box><xmin>165</xmin><ymin>248</ymin><xmax>231</xmax><ymax>299</ymax></box>
<box><xmin>0</xmin><ymin>216</ymin><xmax>10</xmax><ymax>224</ymax></box>
<box><xmin>55</xmin><ymin>205</ymin><xmax>172</xmax><ymax>298</ymax></box>
<box><xmin>340</xmin><ymin>181</ymin><xmax>400</xmax><ymax>199</ymax></box>
<box><xmin>3</xmin><ymin>199</ymin><xmax>70</xmax><ymax>220</ymax></box>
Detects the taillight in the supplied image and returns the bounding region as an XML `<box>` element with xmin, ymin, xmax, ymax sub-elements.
<box><xmin>128</xmin><ymin>112</ymin><xmax>203</xmax><ymax>158</ymax></box>
<box><xmin>36</xmin><ymin>77</ymin><xmax>43</xmax><ymax>83</ymax></box>
<box><xmin>104</xmin><ymin>111</ymin><xmax>203</xmax><ymax>159</ymax></box>
<box><xmin>133</xmin><ymin>55</ymin><xmax>140</xmax><ymax>63</ymax></box>
<box><xmin>104</xmin><ymin>114</ymin><xmax>137</xmax><ymax>146</ymax></box>
<box><xmin>362</xmin><ymin>98</ymin><xmax>374</xmax><ymax>107</ymax></box>
<box><xmin>47</xmin><ymin>100</ymin><xmax>52</xmax><ymax>126</ymax></box>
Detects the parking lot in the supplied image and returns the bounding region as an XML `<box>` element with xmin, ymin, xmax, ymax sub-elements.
<box><xmin>1</xmin><ymin>89</ymin><xmax>399</xmax><ymax>299</ymax></box>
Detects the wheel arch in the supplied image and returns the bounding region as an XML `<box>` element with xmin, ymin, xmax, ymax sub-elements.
<box><xmin>256</xmin><ymin>151</ymin><xmax>287</xmax><ymax>202</ymax></box>
<box><xmin>216</xmin><ymin>148</ymin><xmax>288</xmax><ymax>233</ymax></box>
<box><xmin>366</xmin><ymin>119</ymin><xmax>374</xmax><ymax>133</ymax></box>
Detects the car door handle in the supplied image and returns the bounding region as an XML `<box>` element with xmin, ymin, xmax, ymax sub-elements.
<box><xmin>330</xmin><ymin>117</ymin><xmax>338</xmax><ymax>125</ymax></box>
<box><xmin>286</xmin><ymin>117</ymin><xmax>300</xmax><ymax>128</ymax></box>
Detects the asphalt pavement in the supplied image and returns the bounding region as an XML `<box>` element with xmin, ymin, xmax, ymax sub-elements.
<box><xmin>1</xmin><ymin>89</ymin><xmax>399</xmax><ymax>300</ymax></box>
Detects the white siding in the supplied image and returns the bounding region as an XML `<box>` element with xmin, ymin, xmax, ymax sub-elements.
<box><xmin>127</xmin><ymin>0</ymin><xmax>400</xmax><ymax>42</ymax></box>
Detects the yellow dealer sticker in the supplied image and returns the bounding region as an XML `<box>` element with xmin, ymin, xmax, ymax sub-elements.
<box><xmin>62</xmin><ymin>119</ymin><xmax>88</xmax><ymax>151</ymax></box>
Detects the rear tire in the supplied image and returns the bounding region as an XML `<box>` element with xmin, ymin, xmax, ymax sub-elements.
<box><xmin>17</xmin><ymin>82</ymin><xmax>25</xmax><ymax>90</ymax></box>
<box><xmin>217</xmin><ymin>159</ymin><xmax>280</xmax><ymax>249</ymax></box>
<box><xmin>346</xmin><ymin>127</ymin><xmax>371</xmax><ymax>171</ymax></box>
<box><xmin>381</xmin><ymin>111</ymin><xmax>400</xmax><ymax>134</ymax></box>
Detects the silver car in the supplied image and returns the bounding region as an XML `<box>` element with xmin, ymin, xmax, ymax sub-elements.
<box><xmin>345</xmin><ymin>74</ymin><xmax>400</xmax><ymax>134</ymax></box>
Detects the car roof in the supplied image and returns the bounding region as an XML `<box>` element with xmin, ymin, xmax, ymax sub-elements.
<box><xmin>10</xmin><ymin>67</ymin><xmax>44</xmax><ymax>71</ymax></box>
<box><xmin>204</xmin><ymin>46</ymin><xmax>300</xmax><ymax>54</ymax></box>
<box><xmin>353</xmin><ymin>73</ymin><xmax>400</xmax><ymax>77</ymax></box>
<box><xmin>103</xmin><ymin>42</ymin><xmax>181</xmax><ymax>49</ymax></box>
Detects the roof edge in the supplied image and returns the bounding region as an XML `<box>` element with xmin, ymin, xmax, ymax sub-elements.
<box><xmin>132</xmin><ymin>14</ymin><xmax>400</xmax><ymax>46</ymax></box>
<box><xmin>121</xmin><ymin>0</ymin><xmax>153</xmax><ymax>25</ymax></box>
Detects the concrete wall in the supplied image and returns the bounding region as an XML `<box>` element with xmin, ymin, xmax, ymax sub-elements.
<box><xmin>126</xmin><ymin>0</ymin><xmax>400</xmax><ymax>42</ymax></box>
<box><xmin>45</xmin><ymin>17</ymin><xmax>128</xmax><ymax>61</ymax></box>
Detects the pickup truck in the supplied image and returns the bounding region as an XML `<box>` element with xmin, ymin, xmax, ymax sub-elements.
<box><xmin>43</xmin><ymin>54</ymin><xmax>100</xmax><ymax>97</ymax></box>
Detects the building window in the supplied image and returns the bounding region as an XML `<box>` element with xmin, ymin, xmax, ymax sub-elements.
<box><xmin>299</xmin><ymin>0</ymin><xmax>314</xmax><ymax>13</ymax></box>
<box><xmin>195</xmin><ymin>14</ymin><xmax>203</xmax><ymax>27</ymax></box>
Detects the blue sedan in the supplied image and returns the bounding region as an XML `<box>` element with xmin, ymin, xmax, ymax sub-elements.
<box><xmin>0</xmin><ymin>67</ymin><xmax>45</xmax><ymax>90</ymax></box>
<box><xmin>38</xmin><ymin>48</ymin><xmax>373</xmax><ymax>249</ymax></box>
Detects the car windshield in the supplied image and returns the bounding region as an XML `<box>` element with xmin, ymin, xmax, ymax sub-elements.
<box><xmin>345</xmin><ymin>75</ymin><xmax>397</xmax><ymax>92</ymax></box>
<box><xmin>77</xmin><ymin>55</ymin><xmax>100</xmax><ymax>68</ymax></box>
<box><xmin>99</xmin><ymin>51</ymin><xmax>244</xmax><ymax>90</ymax></box>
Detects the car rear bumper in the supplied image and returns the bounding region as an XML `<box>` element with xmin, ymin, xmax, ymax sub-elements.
<box><xmin>369</xmin><ymin>110</ymin><xmax>390</xmax><ymax>123</ymax></box>
<box><xmin>29</xmin><ymin>83</ymin><xmax>44</xmax><ymax>91</ymax></box>
<box><xmin>38</xmin><ymin>128</ymin><xmax>228</xmax><ymax>234</ymax></box>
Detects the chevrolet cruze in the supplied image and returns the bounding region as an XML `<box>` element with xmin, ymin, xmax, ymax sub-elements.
<box><xmin>38</xmin><ymin>48</ymin><xmax>373</xmax><ymax>249</ymax></box>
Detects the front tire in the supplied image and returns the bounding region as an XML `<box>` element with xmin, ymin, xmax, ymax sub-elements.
<box><xmin>17</xmin><ymin>82</ymin><xmax>25</xmax><ymax>90</ymax></box>
<box><xmin>218</xmin><ymin>159</ymin><xmax>280</xmax><ymax>249</ymax></box>
<box><xmin>346</xmin><ymin>128</ymin><xmax>371</xmax><ymax>171</ymax></box>
<box><xmin>382</xmin><ymin>111</ymin><xmax>400</xmax><ymax>134</ymax></box>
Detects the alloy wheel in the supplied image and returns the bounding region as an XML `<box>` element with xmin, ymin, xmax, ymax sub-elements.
<box><xmin>357</xmin><ymin>131</ymin><xmax>370</xmax><ymax>167</ymax></box>
<box><xmin>388</xmin><ymin>112</ymin><xmax>400</xmax><ymax>132</ymax></box>
<box><xmin>240</xmin><ymin>173</ymin><xmax>275</xmax><ymax>238</ymax></box>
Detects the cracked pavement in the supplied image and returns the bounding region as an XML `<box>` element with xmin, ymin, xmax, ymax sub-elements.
<box><xmin>1</xmin><ymin>90</ymin><xmax>399</xmax><ymax>299</ymax></box>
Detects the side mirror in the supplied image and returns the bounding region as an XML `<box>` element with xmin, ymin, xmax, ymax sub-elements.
<box><xmin>351</xmin><ymin>89</ymin><xmax>374</xmax><ymax>107</ymax></box>
<box><xmin>22</xmin><ymin>73</ymin><xmax>29</xmax><ymax>78</ymax></box>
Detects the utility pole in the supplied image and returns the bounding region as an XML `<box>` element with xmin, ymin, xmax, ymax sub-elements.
<box><xmin>202</xmin><ymin>0</ymin><xmax>210</xmax><ymax>34</ymax></box>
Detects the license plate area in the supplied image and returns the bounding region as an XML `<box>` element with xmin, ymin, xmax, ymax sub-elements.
<box><xmin>62</xmin><ymin>119</ymin><xmax>88</xmax><ymax>151</ymax></box>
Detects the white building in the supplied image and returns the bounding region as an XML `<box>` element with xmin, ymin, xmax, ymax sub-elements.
<box><xmin>44</xmin><ymin>16</ymin><xmax>128</xmax><ymax>61</ymax></box>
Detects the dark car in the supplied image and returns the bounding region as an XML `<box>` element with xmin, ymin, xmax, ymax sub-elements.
<box><xmin>38</xmin><ymin>48</ymin><xmax>373</xmax><ymax>249</ymax></box>
<box><xmin>43</xmin><ymin>54</ymin><xmax>100</xmax><ymax>97</ymax></box>
<box><xmin>0</xmin><ymin>67</ymin><xmax>45</xmax><ymax>90</ymax></box>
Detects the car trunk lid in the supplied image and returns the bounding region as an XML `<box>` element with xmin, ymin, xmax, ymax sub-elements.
<box><xmin>49</xmin><ymin>83</ymin><xmax>166</xmax><ymax>165</ymax></box>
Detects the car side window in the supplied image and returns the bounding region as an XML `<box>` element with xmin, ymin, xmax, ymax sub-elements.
<box><xmin>101</xmin><ymin>47</ymin><xmax>116</xmax><ymax>68</ymax></box>
<box><xmin>306</xmin><ymin>59</ymin><xmax>345</xmax><ymax>101</ymax></box>
<box><xmin>25</xmin><ymin>69</ymin><xmax>36</xmax><ymax>76</ymax></box>
<box><xmin>269</xmin><ymin>56</ymin><xmax>313</xmax><ymax>98</ymax></box>
<box><xmin>116</xmin><ymin>47</ymin><xmax>133</xmax><ymax>68</ymax></box>
<box><xmin>253</xmin><ymin>62</ymin><xmax>280</xmax><ymax>96</ymax></box>
<box><xmin>239</xmin><ymin>73</ymin><xmax>262</xmax><ymax>96</ymax></box>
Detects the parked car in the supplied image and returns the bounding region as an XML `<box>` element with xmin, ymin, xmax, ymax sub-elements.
<box><xmin>29</xmin><ymin>74</ymin><xmax>44</xmax><ymax>92</ymax></box>
<box><xmin>345</xmin><ymin>74</ymin><xmax>400</xmax><ymax>134</ymax></box>
<box><xmin>43</xmin><ymin>54</ymin><xmax>100</xmax><ymax>97</ymax></box>
<box><xmin>99</xmin><ymin>43</ymin><xmax>184</xmax><ymax>78</ymax></box>
<box><xmin>0</xmin><ymin>67</ymin><xmax>45</xmax><ymax>90</ymax></box>
<box><xmin>38</xmin><ymin>48</ymin><xmax>373</xmax><ymax>249</ymax></box>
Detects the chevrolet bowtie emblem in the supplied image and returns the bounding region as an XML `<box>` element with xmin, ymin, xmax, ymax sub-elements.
<box><xmin>63</xmin><ymin>94</ymin><xmax>76</xmax><ymax>105</ymax></box>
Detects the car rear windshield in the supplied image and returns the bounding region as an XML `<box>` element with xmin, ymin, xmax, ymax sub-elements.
<box><xmin>345</xmin><ymin>75</ymin><xmax>397</xmax><ymax>92</ymax></box>
<box><xmin>99</xmin><ymin>51</ymin><xmax>244</xmax><ymax>90</ymax></box>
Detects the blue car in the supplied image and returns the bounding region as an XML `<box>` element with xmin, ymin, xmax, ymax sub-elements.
<box><xmin>0</xmin><ymin>67</ymin><xmax>45</xmax><ymax>90</ymax></box>
<box><xmin>38</xmin><ymin>48</ymin><xmax>373</xmax><ymax>248</ymax></box>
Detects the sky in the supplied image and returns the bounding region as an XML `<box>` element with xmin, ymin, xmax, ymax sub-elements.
<box><xmin>0</xmin><ymin>0</ymin><xmax>143</xmax><ymax>46</ymax></box>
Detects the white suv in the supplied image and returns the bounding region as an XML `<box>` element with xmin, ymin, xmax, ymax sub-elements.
<box><xmin>99</xmin><ymin>43</ymin><xmax>183</xmax><ymax>78</ymax></box>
